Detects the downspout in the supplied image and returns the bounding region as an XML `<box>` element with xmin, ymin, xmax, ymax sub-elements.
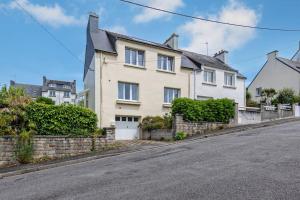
<box><xmin>193</xmin><ymin>69</ymin><xmax>196</xmax><ymax>100</ymax></box>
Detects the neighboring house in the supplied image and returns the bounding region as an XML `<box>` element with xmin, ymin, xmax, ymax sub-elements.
<box><xmin>83</xmin><ymin>13</ymin><xmax>246</xmax><ymax>140</ymax></box>
<box><xmin>10</xmin><ymin>76</ymin><xmax>77</xmax><ymax>105</ymax></box>
<box><xmin>248</xmin><ymin>43</ymin><xmax>300</xmax><ymax>102</ymax></box>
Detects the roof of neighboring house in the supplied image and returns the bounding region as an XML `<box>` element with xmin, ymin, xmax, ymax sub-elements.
<box><xmin>43</xmin><ymin>76</ymin><xmax>76</xmax><ymax>94</ymax></box>
<box><xmin>276</xmin><ymin>57</ymin><xmax>300</xmax><ymax>73</ymax></box>
<box><xmin>10</xmin><ymin>81</ymin><xmax>42</xmax><ymax>98</ymax></box>
<box><xmin>84</xmin><ymin>19</ymin><xmax>245</xmax><ymax>79</ymax></box>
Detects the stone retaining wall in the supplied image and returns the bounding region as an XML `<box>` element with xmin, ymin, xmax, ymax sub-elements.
<box><xmin>141</xmin><ymin>129</ymin><xmax>173</xmax><ymax>140</ymax></box>
<box><xmin>0</xmin><ymin>136</ymin><xmax>112</xmax><ymax>167</ymax></box>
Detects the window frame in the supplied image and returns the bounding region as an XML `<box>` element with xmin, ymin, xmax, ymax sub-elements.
<box><xmin>49</xmin><ymin>90</ymin><xmax>56</xmax><ymax>97</ymax></box>
<box><xmin>125</xmin><ymin>47</ymin><xmax>145</xmax><ymax>67</ymax></box>
<box><xmin>256</xmin><ymin>87</ymin><xmax>262</xmax><ymax>97</ymax></box>
<box><xmin>224</xmin><ymin>72</ymin><xmax>235</xmax><ymax>87</ymax></box>
<box><xmin>118</xmin><ymin>82</ymin><xmax>139</xmax><ymax>101</ymax></box>
<box><xmin>64</xmin><ymin>91</ymin><xmax>70</xmax><ymax>98</ymax></box>
<box><xmin>48</xmin><ymin>83</ymin><xmax>56</xmax><ymax>88</ymax></box>
<box><xmin>164</xmin><ymin>87</ymin><xmax>180</xmax><ymax>104</ymax></box>
<box><xmin>157</xmin><ymin>54</ymin><xmax>174</xmax><ymax>72</ymax></box>
<box><xmin>203</xmin><ymin>68</ymin><xmax>216</xmax><ymax>84</ymax></box>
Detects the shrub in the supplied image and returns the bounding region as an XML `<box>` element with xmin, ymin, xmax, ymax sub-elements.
<box><xmin>140</xmin><ymin>114</ymin><xmax>172</xmax><ymax>131</ymax></box>
<box><xmin>172</xmin><ymin>98</ymin><xmax>235</xmax><ymax>123</ymax></box>
<box><xmin>175</xmin><ymin>131</ymin><xmax>187</xmax><ymax>140</ymax></box>
<box><xmin>26</xmin><ymin>103</ymin><xmax>97</xmax><ymax>136</ymax></box>
<box><xmin>275</xmin><ymin>88</ymin><xmax>296</xmax><ymax>105</ymax></box>
<box><xmin>36</xmin><ymin>97</ymin><xmax>54</xmax><ymax>105</ymax></box>
<box><xmin>246</xmin><ymin>100</ymin><xmax>259</xmax><ymax>108</ymax></box>
<box><xmin>15</xmin><ymin>130</ymin><xmax>34</xmax><ymax>164</ymax></box>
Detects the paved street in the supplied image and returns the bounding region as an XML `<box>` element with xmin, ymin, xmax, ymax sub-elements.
<box><xmin>1</xmin><ymin>121</ymin><xmax>300</xmax><ymax>200</ymax></box>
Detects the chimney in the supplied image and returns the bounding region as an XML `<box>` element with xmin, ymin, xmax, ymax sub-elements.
<box><xmin>214</xmin><ymin>50</ymin><xmax>228</xmax><ymax>63</ymax></box>
<box><xmin>87</xmin><ymin>12</ymin><xmax>99</xmax><ymax>33</ymax></box>
<box><xmin>164</xmin><ymin>33</ymin><xmax>179</xmax><ymax>50</ymax></box>
<box><xmin>267</xmin><ymin>50</ymin><xmax>278</xmax><ymax>60</ymax></box>
<box><xmin>43</xmin><ymin>76</ymin><xmax>47</xmax><ymax>85</ymax></box>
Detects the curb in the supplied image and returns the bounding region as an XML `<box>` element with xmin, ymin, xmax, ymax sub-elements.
<box><xmin>1</xmin><ymin>117</ymin><xmax>299</xmax><ymax>179</ymax></box>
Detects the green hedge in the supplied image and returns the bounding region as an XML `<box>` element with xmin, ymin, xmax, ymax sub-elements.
<box><xmin>171</xmin><ymin>98</ymin><xmax>235</xmax><ymax>123</ymax></box>
<box><xmin>26</xmin><ymin>103</ymin><xmax>97</xmax><ymax>136</ymax></box>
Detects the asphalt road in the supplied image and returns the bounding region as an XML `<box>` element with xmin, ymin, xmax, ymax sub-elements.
<box><xmin>1</xmin><ymin>121</ymin><xmax>300</xmax><ymax>200</ymax></box>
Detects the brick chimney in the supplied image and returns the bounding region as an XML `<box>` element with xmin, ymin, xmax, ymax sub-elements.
<box><xmin>87</xmin><ymin>12</ymin><xmax>99</xmax><ymax>33</ymax></box>
<box><xmin>214</xmin><ymin>50</ymin><xmax>228</xmax><ymax>63</ymax></box>
<box><xmin>267</xmin><ymin>50</ymin><xmax>278</xmax><ymax>60</ymax></box>
<box><xmin>164</xmin><ymin>33</ymin><xmax>179</xmax><ymax>50</ymax></box>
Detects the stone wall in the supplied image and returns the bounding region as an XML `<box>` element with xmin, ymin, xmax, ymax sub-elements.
<box><xmin>174</xmin><ymin>115</ymin><xmax>229</xmax><ymax>137</ymax></box>
<box><xmin>141</xmin><ymin>129</ymin><xmax>173</xmax><ymax>140</ymax></box>
<box><xmin>238</xmin><ymin>108</ymin><xmax>261</xmax><ymax>124</ymax></box>
<box><xmin>0</xmin><ymin>136</ymin><xmax>112</xmax><ymax>167</ymax></box>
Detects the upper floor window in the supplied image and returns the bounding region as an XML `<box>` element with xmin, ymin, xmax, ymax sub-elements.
<box><xmin>157</xmin><ymin>54</ymin><xmax>174</xmax><ymax>72</ymax></box>
<box><xmin>224</xmin><ymin>72</ymin><xmax>235</xmax><ymax>86</ymax></box>
<box><xmin>256</xmin><ymin>87</ymin><xmax>262</xmax><ymax>97</ymax></box>
<box><xmin>164</xmin><ymin>87</ymin><xmax>180</xmax><ymax>103</ymax></box>
<box><xmin>49</xmin><ymin>90</ymin><xmax>56</xmax><ymax>97</ymax></box>
<box><xmin>204</xmin><ymin>69</ymin><xmax>216</xmax><ymax>84</ymax></box>
<box><xmin>49</xmin><ymin>83</ymin><xmax>56</xmax><ymax>87</ymax></box>
<box><xmin>118</xmin><ymin>82</ymin><xmax>139</xmax><ymax>101</ymax></box>
<box><xmin>63</xmin><ymin>85</ymin><xmax>71</xmax><ymax>89</ymax></box>
<box><xmin>125</xmin><ymin>47</ymin><xmax>145</xmax><ymax>67</ymax></box>
<box><xmin>64</xmin><ymin>91</ymin><xmax>70</xmax><ymax>98</ymax></box>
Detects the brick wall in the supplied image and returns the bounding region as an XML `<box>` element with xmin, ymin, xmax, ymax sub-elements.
<box><xmin>0</xmin><ymin>136</ymin><xmax>112</xmax><ymax>167</ymax></box>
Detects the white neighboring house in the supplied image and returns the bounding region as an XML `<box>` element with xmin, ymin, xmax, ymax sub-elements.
<box><xmin>41</xmin><ymin>76</ymin><xmax>77</xmax><ymax>105</ymax></box>
<box><xmin>184</xmin><ymin>50</ymin><xmax>246</xmax><ymax>107</ymax></box>
<box><xmin>10</xmin><ymin>76</ymin><xmax>77</xmax><ymax>105</ymax></box>
<box><xmin>248</xmin><ymin>42</ymin><xmax>300</xmax><ymax>102</ymax></box>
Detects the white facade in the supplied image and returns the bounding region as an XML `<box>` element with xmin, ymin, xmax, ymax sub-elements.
<box><xmin>190</xmin><ymin>67</ymin><xmax>246</xmax><ymax>107</ymax></box>
<box><xmin>42</xmin><ymin>91</ymin><xmax>76</xmax><ymax>105</ymax></box>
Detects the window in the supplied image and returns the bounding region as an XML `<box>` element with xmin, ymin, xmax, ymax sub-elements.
<box><xmin>49</xmin><ymin>83</ymin><xmax>56</xmax><ymax>87</ymax></box>
<box><xmin>157</xmin><ymin>54</ymin><xmax>174</xmax><ymax>72</ymax></box>
<box><xmin>164</xmin><ymin>87</ymin><xmax>180</xmax><ymax>103</ymax></box>
<box><xmin>118</xmin><ymin>82</ymin><xmax>139</xmax><ymax>101</ymax></box>
<box><xmin>125</xmin><ymin>47</ymin><xmax>145</xmax><ymax>67</ymax></box>
<box><xmin>204</xmin><ymin>69</ymin><xmax>216</xmax><ymax>84</ymax></box>
<box><xmin>49</xmin><ymin>90</ymin><xmax>56</xmax><ymax>97</ymax></box>
<box><xmin>134</xmin><ymin>117</ymin><xmax>139</xmax><ymax>122</ymax></box>
<box><xmin>256</xmin><ymin>87</ymin><xmax>262</xmax><ymax>96</ymax></box>
<box><xmin>224</xmin><ymin>72</ymin><xmax>235</xmax><ymax>86</ymax></box>
<box><xmin>115</xmin><ymin>116</ymin><xmax>120</xmax><ymax>121</ymax></box>
<box><xmin>63</xmin><ymin>85</ymin><xmax>71</xmax><ymax>89</ymax></box>
<box><xmin>64</xmin><ymin>91</ymin><xmax>70</xmax><ymax>98</ymax></box>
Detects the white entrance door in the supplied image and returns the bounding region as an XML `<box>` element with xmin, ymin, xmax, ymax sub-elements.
<box><xmin>115</xmin><ymin>116</ymin><xmax>139</xmax><ymax>140</ymax></box>
<box><xmin>295</xmin><ymin>105</ymin><xmax>300</xmax><ymax>117</ymax></box>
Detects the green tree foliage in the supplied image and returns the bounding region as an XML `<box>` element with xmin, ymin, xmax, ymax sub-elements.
<box><xmin>246</xmin><ymin>90</ymin><xmax>259</xmax><ymax>107</ymax></box>
<box><xmin>36</xmin><ymin>97</ymin><xmax>55</xmax><ymax>105</ymax></box>
<box><xmin>275</xmin><ymin>88</ymin><xmax>296</xmax><ymax>105</ymax></box>
<box><xmin>261</xmin><ymin>88</ymin><xmax>277</xmax><ymax>104</ymax></box>
<box><xmin>140</xmin><ymin>114</ymin><xmax>172</xmax><ymax>131</ymax></box>
<box><xmin>26</xmin><ymin>103</ymin><xmax>97</xmax><ymax>136</ymax></box>
<box><xmin>171</xmin><ymin>98</ymin><xmax>235</xmax><ymax>123</ymax></box>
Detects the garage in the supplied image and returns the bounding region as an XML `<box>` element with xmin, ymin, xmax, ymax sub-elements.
<box><xmin>115</xmin><ymin>116</ymin><xmax>140</xmax><ymax>140</ymax></box>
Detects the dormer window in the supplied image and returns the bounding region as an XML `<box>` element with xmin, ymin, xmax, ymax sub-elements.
<box><xmin>63</xmin><ymin>85</ymin><xmax>71</xmax><ymax>89</ymax></box>
<box><xmin>49</xmin><ymin>83</ymin><xmax>56</xmax><ymax>87</ymax></box>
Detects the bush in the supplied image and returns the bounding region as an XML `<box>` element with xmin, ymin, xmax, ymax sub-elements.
<box><xmin>175</xmin><ymin>131</ymin><xmax>187</xmax><ymax>140</ymax></box>
<box><xmin>15</xmin><ymin>131</ymin><xmax>34</xmax><ymax>164</ymax></box>
<box><xmin>172</xmin><ymin>98</ymin><xmax>235</xmax><ymax>123</ymax></box>
<box><xmin>246</xmin><ymin>100</ymin><xmax>259</xmax><ymax>108</ymax></box>
<box><xmin>140</xmin><ymin>114</ymin><xmax>172</xmax><ymax>131</ymax></box>
<box><xmin>36</xmin><ymin>97</ymin><xmax>54</xmax><ymax>105</ymax></box>
<box><xmin>275</xmin><ymin>88</ymin><xmax>296</xmax><ymax>105</ymax></box>
<box><xmin>26</xmin><ymin>103</ymin><xmax>97</xmax><ymax>136</ymax></box>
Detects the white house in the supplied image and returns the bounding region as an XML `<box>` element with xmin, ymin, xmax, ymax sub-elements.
<box><xmin>83</xmin><ymin>13</ymin><xmax>246</xmax><ymax>140</ymax></box>
<box><xmin>248</xmin><ymin>42</ymin><xmax>300</xmax><ymax>102</ymax></box>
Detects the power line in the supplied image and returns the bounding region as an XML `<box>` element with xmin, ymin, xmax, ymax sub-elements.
<box><xmin>120</xmin><ymin>0</ymin><xmax>300</xmax><ymax>32</ymax></box>
<box><xmin>14</xmin><ymin>1</ymin><xmax>83</xmax><ymax>64</ymax></box>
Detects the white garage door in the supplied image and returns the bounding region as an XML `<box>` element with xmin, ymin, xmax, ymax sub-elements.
<box><xmin>115</xmin><ymin>116</ymin><xmax>139</xmax><ymax>140</ymax></box>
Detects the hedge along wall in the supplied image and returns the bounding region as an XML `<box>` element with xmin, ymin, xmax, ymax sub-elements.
<box><xmin>26</xmin><ymin>103</ymin><xmax>97</xmax><ymax>136</ymax></box>
<box><xmin>171</xmin><ymin>98</ymin><xmax>235</xmax><ymax>123</ymax></box>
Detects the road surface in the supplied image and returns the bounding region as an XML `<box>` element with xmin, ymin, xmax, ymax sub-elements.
<box><xmin>1</xmin><ymin>121</ymin><xmax>300</xmax><ymax>200</ymax></box>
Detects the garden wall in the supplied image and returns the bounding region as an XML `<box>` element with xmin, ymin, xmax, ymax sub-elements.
<box><xmin>0</xmin><ymin>136</ymin><xmax>113</xmax><ymax>167</ymax></box>
<box><xmin>141</xmin><ymin>129</ymin><xmax>173</xmax><ymax>140</ymax></box>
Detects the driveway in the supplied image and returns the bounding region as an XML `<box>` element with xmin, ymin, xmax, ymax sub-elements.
<box><xmin>0</xmin><ymin>121</ymin><xmax>300</xmax><ymax>200</ymax></box>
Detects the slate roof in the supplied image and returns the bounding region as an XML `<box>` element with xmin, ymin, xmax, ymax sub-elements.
<box><xmin>84</xmin><ymin>20</ymin><xmax>245</xmax><ymax>79</ymax></box>
<box><xmin>276</xmin><ymin>57</ymin><xmax>300</xmax><ymax>73</ymax></box>
<box><xmin>10</xmin><ymin>81</ymin><xmax>42</xmax><ymax>98</ymax></box>
<box><xmin>43</xmin><ymin>76</ymin><xmax>76</xmax><ymax>94</ymax></box>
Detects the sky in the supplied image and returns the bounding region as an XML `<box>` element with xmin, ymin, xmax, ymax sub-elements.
<box><xmin>0</xmin><ymin>0</ymin><xmax>299</xmax><ymax>91</ymax></box>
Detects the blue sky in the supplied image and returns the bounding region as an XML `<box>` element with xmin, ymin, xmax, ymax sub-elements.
<box><xmin>0</xmin><ymin>0</ymin><xmax>299</xmax><ymax>91</ymax></box>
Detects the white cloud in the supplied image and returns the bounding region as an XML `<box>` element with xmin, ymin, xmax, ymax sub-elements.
<box><xmin>179</xmin><ymin>0</ymin><xmax>259</xmax><ymax>55</ymax></box>
<box><xmin>6</xmin><ymin>0</ymin><xmax>85</xmax><ymax>27</ymax></box>
<box><xmin>108</xmin><ymin>25</ymin><xmax>127</xmax><ymax>34</ymax></box>
<box><xmin>134</xmin><ymin>0</ymin><xmax>184</xmax><ymax>23</ymax></box>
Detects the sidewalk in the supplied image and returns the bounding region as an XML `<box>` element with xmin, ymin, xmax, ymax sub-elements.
<box><xmin>1</xmin><ymin>117</ymin><xmax>299</xmax><ymax>179</ymax></box>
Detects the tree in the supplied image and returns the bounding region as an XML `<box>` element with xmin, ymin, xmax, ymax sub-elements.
<box><xmin>261</xmin><ymin>88</ymin><xmax>276</xmax><ymax>105</ymax></box>
<box><xmin>275</xmin><ymin>88</ymin><xmax>296</xmax><ymax>105</ymax></box>
<box><xmin>246</xmin><ymin>90</ymin><xmax>259</xmax><ymax>107</ymax></box>
<box><xmin>36</xmin><ymin>97</ymin><xmax>54</xmax><ymax>105</ymax></box>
